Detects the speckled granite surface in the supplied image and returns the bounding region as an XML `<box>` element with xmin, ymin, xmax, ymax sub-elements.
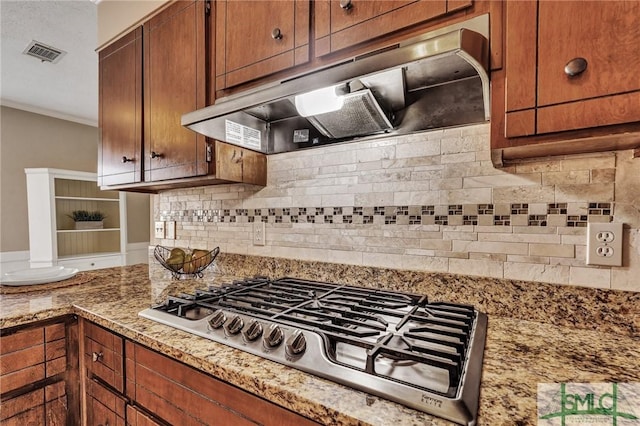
<box><xmin>2</xmin><ymin>262</ymin><xmax>639</xmax><ymax>426</ymax></box>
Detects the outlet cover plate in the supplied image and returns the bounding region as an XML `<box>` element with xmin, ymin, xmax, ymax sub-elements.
<box><xmin>154</xmin><ymin>221</ymin><xmax>165</xmax><ymax>239</ymax></box>
<box><xmin>586</xmin><ymin>222</ymin><xmax>623</xmax><ymax>266</ymax></box>
<box><xmin>253</xmin><ymin>222</ymin><xmax>265</xmax><ymax>246</ymax></box>
<box><xmin>166</xmin><ymin>221</ymin><xmax>176</xmax><ymax>239</ymax></box>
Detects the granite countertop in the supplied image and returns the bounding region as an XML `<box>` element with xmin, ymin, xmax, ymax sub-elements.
<box><xmin>1</xmin><ymin>264</ymin><xmax>639</xmax><ymax>426</ymax></box>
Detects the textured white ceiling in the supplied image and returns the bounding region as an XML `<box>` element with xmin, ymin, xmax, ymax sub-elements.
<box><xmin>1</xmin><ymin>0</ymin><xmax>98</xmax><ymax>126</ymax></box>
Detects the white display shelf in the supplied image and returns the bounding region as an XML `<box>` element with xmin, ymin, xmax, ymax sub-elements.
<box><xmin>25</xmin><ymin>168</ymin><xmax>127</xmax><ymax>271</ymax></box>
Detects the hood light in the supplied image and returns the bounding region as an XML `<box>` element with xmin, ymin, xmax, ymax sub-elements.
<box><xmin>294</xmin><ymin>85</ymin><xmax>345</xmax><ymax>117</ymax></box>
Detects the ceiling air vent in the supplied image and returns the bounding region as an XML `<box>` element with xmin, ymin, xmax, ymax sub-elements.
<box><xmin>22</xmin><ymin>40</ymin><xmax>66</xmax><ymax>63</ymax></box>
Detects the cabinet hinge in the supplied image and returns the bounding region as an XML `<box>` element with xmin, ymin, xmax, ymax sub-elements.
<box><xmin>205</xmin><ymin>1</ymin><xmax>211</xmax><ymax>15</ymax></box>
<box><xmin>206</xmin><ymin>143</ymin><xmax>213</xmax><ymax>162</ymax></box>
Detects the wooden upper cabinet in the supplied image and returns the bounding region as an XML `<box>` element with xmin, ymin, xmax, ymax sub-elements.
<box><xmin>537</xmin><ymin>1</ymin><xmax>640</xmax><ymax>107</ymax></box>
<box><xmin>144</xmin><ymin>0</ymin><xmax>209</xmax><ymax>182</ymax></box>
<box><xmin>503</xmin><ymin>0</ymin><xmax>640</xmax><ymax>139</ymax></box>
<box><xmin>314</xmin><ymin>0</ymin><xmax>471</xmax><ymax>57</ymax></box>
<box><xmin>215</xmin><ymin>141</ymin><xmax>267</xmax><ymax>186</ymax></box>
<box><xmin>215</xmin><ymin>0</ymin><xmax>310</xmax><ymax>90</ymax></box>
<box><xmin>98</xmin><ymin>27</ymin><xmax>142</xmax><ymax>187</ymax></box>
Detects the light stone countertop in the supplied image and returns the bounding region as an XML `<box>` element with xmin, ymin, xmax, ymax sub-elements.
<box><xmin>1</xmin><ymin>264</ymin><xmax>638</xmax><ymax>426</ymax></box>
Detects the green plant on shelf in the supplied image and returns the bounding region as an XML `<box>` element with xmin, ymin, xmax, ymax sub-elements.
<box><xmin>68</xmin><ymin>210</ymin><xmax>107</xmax><ymax>221</ymax></box>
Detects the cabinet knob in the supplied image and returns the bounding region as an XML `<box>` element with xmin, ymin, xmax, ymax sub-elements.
<box><xmin>271</xmin><ymin>28</ymin><xmax>283</xmax><ymax>40</ymax></box>
<box><xmin>92</xmin><ymin>352</ymin><xmax>103</xmax><ymax>362</ymax></box>
<box><xmin>150</xmin><ymin>151</ymin><xmax>163</xmax><ymax>159</ymax></box>
<box><xmin>564</xmin><ymin>57</ymin><xmax>588</xmax><ymax>77</ymax></box>
<box><xmin>121</xmin><ymin>156</ymin><xmax>134</xmax><ymax>163</ymax></box>
<box><xmin>340</xmin><ymin>0</ymin><xmax>353</xmax><ymax>10</ymax></box>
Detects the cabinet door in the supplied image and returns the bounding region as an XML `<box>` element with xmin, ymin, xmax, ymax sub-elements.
<box><xmin>86</xmin><ymin>379</ymin><xmax>126</xmax><ymax>426</ymax></box>
<box><xmin>98</xmin><ymin>27</ymin><xmax>143</xmax><ymax>187</ymax></box>
<box><xmin>215</xmin><ymin>0</ymin><xmax>310</xmax><ymax>90</ymax></box>
<box><xmin>535</xmin><ymin>1</ymin><xmax>640</xmax><ymax>134</ymax></box>
<box><xmin>144</xmin><ymin>1</ymin><xmax>209</xmax><ymax>182</ymax></box>
<box><xmin>537</xmin><ymin>1</ymin><xmax>640</xmax><ymax>106</ymax></box>
<box><xmin>127</xmin><ymin>343</ymin><xmax>318</xmax><ymax>426</ymax></box>
<box><xmin>314</xmin><ymin>0</ymin><xmax>470</xmax><ymax>57</ymax></box>
<box><xmin>215</xmin><ymin>141</ymin><xmax>267</xmax><ymax>185</ymax></box>
<box><xmin>0</xmin><ymin>320</ymin><xmax>76</xmax><ymax>426</ymax></box>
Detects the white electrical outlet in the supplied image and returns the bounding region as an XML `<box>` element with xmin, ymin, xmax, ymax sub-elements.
<box><xmin>154</xmin><ymin>221</ymin><xmax>166</xmax><ymax>239</ymax></box>
<box><xmin>586</xmin><ymin>222</ymin><xmax>623</xmax><ymax>266</ymax></box>
<box><xmin>166</xmin><ymin>221</ymin><xmax>176</xmax><ymax>239</ymax></box>
<box><xmin>253</xmin><ymin>222</ymin><xmax>265</xmax><ymax>246</ymax></box>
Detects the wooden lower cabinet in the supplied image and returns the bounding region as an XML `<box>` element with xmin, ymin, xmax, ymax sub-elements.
<box><xmin>86</xmin><ymin>378</ymin><xmax>126</xmax><ymax>426</ymax></box>
<box><xmin>80</xmin><ymin>320</ymin><xmax>318</xmax><ymax>425</ymax></box>
<box><xmin>126</xmin><ymin>405</ymin><xmax>163</xmax><ymax>426</ymax></box>
<box><xmin>126</xmin><ymin>342</ymin><xmax>319</xmax><ymax>426</ymax></box>
<box><xmin>0</xmin><ymin>317</ymin><xmax>79</xmax><ymax>426</ymax></box>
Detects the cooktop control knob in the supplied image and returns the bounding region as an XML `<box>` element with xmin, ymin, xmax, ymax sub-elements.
<box><xmin>242</xmin><ymin>319</ymin><xmax>263</xmax><ymax>342</ymax></box>
<box><xmin>285</xmin><ymin>329</ymin><xmax>306</xmax><ymax>356</ymax></box>
<box><xmin>263</xmin><ymin>324</ymin><xmax>284</xmax><ymax>348</ymax></box>
<box><xmin>225</xmin><ymin>315</ymin><xmax>244</xmax><ymax>335</ymax></box>
<box><xmin>207</xmin><ymin>309</ymin><xmax>226</xmax><ymax>330</ymax></box>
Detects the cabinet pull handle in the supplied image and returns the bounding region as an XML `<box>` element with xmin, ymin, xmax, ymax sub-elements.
<box><xmin>340</xmin><ymin>0</ymin><xmax>353</xmax><ymax>10</ymax></box>
<box><xmin>121</xmin><ymin>156</ymin><xmax>134</xmax><ymax>163</ymax></box>
<box><xmin>564</xmin><ymin>57</ymin><xmax>588</xmax><ymax>77</ymax></box>
<box><xmin>150</xmin><ymin>151</ymin><xmax>164</xmax><ymax>159</ymax></box>
<box><xmin>92</xmin><ymin>351</ymin><xmax>103</xmax><ymax>362</ymax></box>
<box><xmin>271</xmin><ymin>28</ymin><xmax>283</xmax><ymax>40</ymax></box>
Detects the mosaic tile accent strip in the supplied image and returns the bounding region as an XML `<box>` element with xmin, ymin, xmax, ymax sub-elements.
<box><xmin>158</xmin><ymin>202</ymin><xmax>613</xmax><ymax>227</ymax></box>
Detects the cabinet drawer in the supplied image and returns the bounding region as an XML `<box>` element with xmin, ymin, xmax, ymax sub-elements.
<box><xmin>58</xmin><ymin>254</ymin><xmax>124</xmax><ymax>271</ymax></box>
<box><xmin>0</xmin><ymin>323</ymin><xmax>67</xmax><ymax>394</ymax></box>
<box><xmin>315</xmin><ymin>0</ymin><xmax>470</xmax><ymax>57</ymax></box>
<box><xmin>86</xmin><ymin>378</ymin><xmax>126</xmax><ymax>426</ymax></box>
<box><xmin>84</xmin><ymin>321</ymin><xmax>124</xmax><ymax>393</ymax></box>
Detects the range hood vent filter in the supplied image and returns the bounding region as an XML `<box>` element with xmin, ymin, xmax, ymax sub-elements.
<box><xmin>306</xmin><ymin>89</ymin><xmax>393</xmax><ymax>139</ymax></box>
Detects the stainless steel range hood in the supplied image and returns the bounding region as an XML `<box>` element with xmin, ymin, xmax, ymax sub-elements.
<box><xmin>182</xmin><ymin>15</ymin><xmax>490</xmax><ymax>154</ymax></box>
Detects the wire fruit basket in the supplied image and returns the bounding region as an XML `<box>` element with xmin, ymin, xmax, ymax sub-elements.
<box><xmin>154</xmin><ymin>246</ymin><xmax>220</xmax><ymax>279</ymax></box>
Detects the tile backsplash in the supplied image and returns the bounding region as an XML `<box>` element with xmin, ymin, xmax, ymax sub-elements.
<box><xmin>153</xmin><ymin>124</ymin><xmax>640</xmax><ymax>292</ymax></box>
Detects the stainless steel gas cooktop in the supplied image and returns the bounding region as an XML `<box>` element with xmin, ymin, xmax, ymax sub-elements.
<box><xmin>139</xmin><ymin>277</ymin><xmax>487</xmax><ymax>425</ymax></box>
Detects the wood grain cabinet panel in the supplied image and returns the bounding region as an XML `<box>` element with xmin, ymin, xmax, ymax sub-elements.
<box><xmin>127</xmin><ymin>342</ymin><xmax>319</xmax><ymax>426</ymax></box>
<box><xmin>0</xmin><ymin>319</ymin><xmax>77</xmax><ymax>426</ymax></box>
<box><xmin>86</xmin><ymin>379</ymin><xmax>126</xmax><ymax>426</ymax></box>
<box><xmin>98</xmin><ymin>27</ymin><xmax>143</xmax><ymax>187</ymax></box>
<box><xmin>314</xmin><ymin>0</ymin><xmax>471</xmax><ymax>57</ymax></box>
<box><xmin>83</xmin><ymin>320</ymin><xmax>124</xmax><ymax>393</ymax></box>
<box><xmin>494</xmin><ymin>0</ymin><xmax>640</xmax><ymax>160</ymax></box>
<box><xmin>216</xmin><ymin>141</ymin><xmax>267</xmax><ymax>186</ymax></box>
<box><xmin>143</xmin><ymin>0</ymin><xmax>209</xmax><ymax>182</ymax></box>
<box><xmin>126</xmin><ymin>405</ymin><xmax>164</xmax><ymax>426</ymax></box>
<box><xmin>215</xmin><ymin>0</ymin><xmax>310</xmax><ymax>90</ymax></box>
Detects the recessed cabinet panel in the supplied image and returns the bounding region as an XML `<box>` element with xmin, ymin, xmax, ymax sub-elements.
<box><xmin>216</xmin><ymin>0</ymin><xmax>310</xmax><ymax>90</ymax></box>
<box><xmin>144</xmin><ymin>1</ymin><xmax>208</xmax><ymax>182</ymax></box>
<box><xmin>315</xmin><ymin>0</ymin><xmax>462</xmax><ymax>57</ymax></box>
<box><xmin>537</xmin><ymin>1</ymin><xmax>640</xmax><ymax>107</ymax></box>
<box><xmin>98</xmin><ymin>27</ymin><xmax>142</xmax><ymax>187</ymax></box>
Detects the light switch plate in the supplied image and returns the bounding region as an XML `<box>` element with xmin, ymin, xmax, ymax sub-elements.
<box><xmin>154</xmin><ymin>221</ymin><xmax>165</xmax><ymax>239</ymax></box>
<box><xmin>586</xmin><ymin>222</ymin><xmax>623</xmax><ymax>266</ymax></box>
<box><xmin>166</xmin><ymin>221</ymin><xmax>176</xmax><ymax>239</ymax></box>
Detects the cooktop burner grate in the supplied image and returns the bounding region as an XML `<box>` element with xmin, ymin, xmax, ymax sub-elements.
<box><xmin>142</xmin><ymin>276</ymin><xmax>487</xmax><ymax>425</ymax></box>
